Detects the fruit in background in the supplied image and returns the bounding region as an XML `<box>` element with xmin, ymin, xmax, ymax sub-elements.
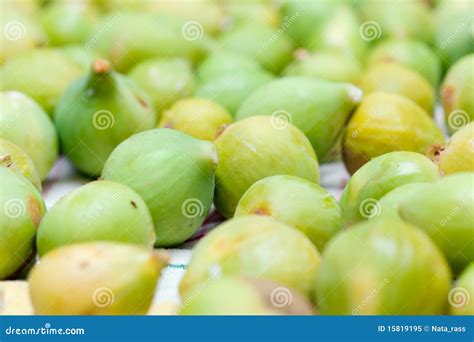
<box><xmin>0</xmin><ymin>48</ymin><xmax>83</xmax><ymax>114</ymax></box>
<box><xmin>450</xmin><ymin>263</ymin><xmax>474</xmax><ymax>315</ymax></box>
<box><xmin>235</xmin><ymin>175</ymin><xmax>342</xmax><ymax>251</ymax></box>
<box><xmin>158</xmin><ymin>98</ymin><xmax>232</xmax><ymax>141</ymax></box>
<box><xmin>61</xmin><ymin>44</ymin><xmax>102</xmax><ymax>70</ymax></box>
<box><xmin>102</xmin><ymin>129</ymin><xmax>216</xmax><ymax>247</ymax></box>
<box><xmin>283</xmin><ymin>50</ymin><xmax>362</xmax><ymax>84</ymax></box>
<box><xmin>367</xmin><ymin>38</ymin><xmax>441</xmax><ymax>87</ymax></box>
<box><xmin>315</xmin><ymin>219</ymin><xmax>451</xmax><ymax>314</ymax></box>
<box><xmin>339</xmin><ymin>151</ymin><xmax>440</xmax><ymax>226</ymax></box>
<box><xmin>225</xmin><ymin>1</ymin><xmax>281</xmax><ymax>29</ymax></box>
<box><xmin>219</xmin><ymin>23</ymin><xmax>294</xmax><ymax>73</ymax></box>
<box><xmin>0</xmin><ymin>167</ymin><xmax>46</xmax><ymax>279</ymax></box>
<box><xmin>196</xmin><ymin>52</ymin><xmax>263</xmax><ymax>82</ymax></box>
<box><xmin>399</xmin><ymin>173</ymin><xmax>474</xmax><ymax>274</ymax></box>
<box><xmin>28</xmin><ymin>242</ymin><xmax>168</xmax><ymax>315</ymax></box>
<box><xmin>2</xmin><ymin>0</ymin><xmax>38</xmax><ymax>14</ymax></box>
<box><xmin>0</xmin><ymin>91</ymin><xmax>58</xmax><ymax>180</ymax></box>
<box><xmin>0</xmin><ymin>139</ymin><xmax>41</xmax><ymax>190</ymax></box>
<box><xmin>54</xmin><ymin>59</ymin><xmax>155</xmax><ymax>176</ymax></box>
<box><xmin>179</xmin><ymin>215</ymin><xmax>321</xmax><ymax>300</ymax></box>
<box><xmin>37</xmin><ymin>180</ymin><xmax>156</xmax><ymax>256</ymax></box>
<box><xmin>358</xmin><ymin>63</ymin><xmax>435</xmax><ymax>113</ymax></box>
<box><xmin>128</xmin><ymin>58</ymin><xmax>196</xmax><ymax>117</ymax></box>
<box><xmin>236</xmin><ymin>77</ymin><xmax>362</xmax><ymax>162</ymax></box>
<box><xmin>214</xmin><ymin>116</ymin><xmax>319</xmax><ymax>218</ymax></box>
<box><xmin>343</xmin><ymin>92</ymin><xmax>444</xmax><ymax>174</ymax></box>
<box><xmin>441</xmin><ymin>54</ymin><xmax>474</xmax><ymax>135</ymax></box>
<box><xmin>180</xmin><ymin>276</ymin><xmax>313</xmax><ymax>315</ymax></box>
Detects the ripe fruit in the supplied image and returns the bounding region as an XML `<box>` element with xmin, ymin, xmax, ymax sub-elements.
<box><xmin>339</xmin><ymin>151</ymin><xmax>440</xmax><ymax>226</ymax></box>
<box><xmin>343</xmin><ymin>92</ymin><xmax>444</xmax><ymax>173</ymax></box>
<box><xmin>214</xmin><ymin>116</ymin><xmax>319</xmax><ymax>218</ymax></box>
<box><xmin>235</xmin><ymin>175</ymin><xmax>342</xmax><ymax>251</ymax></box>
<box><xmin>158</xmin><ymin>98</ymin><xmax>232</xmax><ymax>141</ymax></box>
<box><xmin>179</xmin><ymin>215</ymin><xmax>321</xmax><ymax>299</ymax></box>
<box><xmin>450</xmin><ymin>263</ymin><xmax>474</xmax><ymax>315</ymax></box>
<box><xmin>0</xmin><ymin>91</ymin><xmax>58</xmax><ymax>180</ymax></box>
<box><xmin>102</xmin><ymin>129</ymin><xmax>216</xmax><ymax>247</ymax></box>
<box><xmin>28</xmin><ymin>242</ymin><xmax>168</xmax><ymax>315</ymax></box>
<box><xmin>37</xmin><ymin>180</ymin><xmax>156</xmax><ymax>256</ymax></box>
<box><xmin>196</xmin><ymin>52</ymin><xmax>263</xmax><ymax>82</ymax></box>
<box><xmin>55</xmin><ymin>59</ymin><xmax>155</xmax><ymax>176</ymax></box>
<box><xmin>315</xmin><ymin>219</ymin><xmax>451</xmax><ymax>314</ymax></box>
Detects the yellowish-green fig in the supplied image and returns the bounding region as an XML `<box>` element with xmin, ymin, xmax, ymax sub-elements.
<box><xmin>196</xmin><ymin>52</ymin><xmax>263</xmax><ymax>82</ymax></box>
<box><xmin>450</xmin><ymin>263</ymin><xmax>474</xmax><ymax>315</ymax></box>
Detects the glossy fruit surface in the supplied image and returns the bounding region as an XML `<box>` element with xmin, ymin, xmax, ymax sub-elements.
<box><xmin>436</xmin><ymin>122</ymin><xmax>474</xmax><ymax>175</ymax></box>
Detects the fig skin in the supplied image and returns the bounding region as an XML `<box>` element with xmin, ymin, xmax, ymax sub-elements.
<box><xmin>0</xmin><ymin>167</ymin><xmax>46</xmax><ymax>279</ymax></box>
<box><xmin>158</xmin><ymin>98</ymin><xmax>232</xmax><ymax>141</ymax></box>
<box><xmin>358</xmin><ymin>63</ymin><xmax>435</xmax><ymax>113</ymax></box>
<box><xmin>37</xmin><ymin>180</ymin><xmax>156</xmax><ymax>256</ymax></box>
<box><xmin>436</xmin><ymin>122</ymin><xmax>474</xmax><ymax>175</ymax></box>
<box><xmin>179</xmin><ymin>215</ymin><xmax>321</xmax><ymax>300</ymax></box>
<box><xmin>315</xmin><ymin>219</ymin><xmax>451</xmax><ymax>315</ymax></box>
<box><xmin>235</xmin><ymin>175</ymin><xmax>342</xmax><ymax>251</ymax></box>
<box><xmin>55</xmin><ymin>59</ymin><xmax>156</xmax><ymax>176</ymax></box>
<box><xmin>102</xmin><ymin>128</ymin><xmax>216</xmax><ymax>247</ymax></box>
<box><xmin>214</xmin><ymin>116</ymin><xmax>320</xmax><ymax>218</ymax></box>
<box><xmin>237</xmin><ymin>77</ymin><xmax>362</xmax><ymax>162</ymax></box>
<box><xmin>450</xmin><ymin>263</ymin><xmax>474</xmax><ymax>315</ymax></box>
<box><xmin>440</xmin><ymin>54</ymin><xmax>474</xmax><ymax>135</ymax></box>
<box><xmin>225</xmin><ymin>2</ymin><xmax>281</xmax><ymax>29</ymax></box>
<box><xmin>399</xmin><ymin>173</ymin><xmax>474</xmax><ymax>274</ymax></box>
<box><xmin>339</xmin><ymin>151</ymin><xmax>440</xmax><ymax>226</ymax></box>
<box><xmin>0</xmin><ymin>91</ymin><xmax>58</xmax><ymax>181</ymax></box>
<box><xmin>180</xmin><ymin>276</ymin><xmax>313</xmax><ymax>315</ymax></box>
<box><xmin>343</xmin><ymin>92</ymin><xmax>444</xmax><ymax>174</ymax></box>
<box><xmin>0</xmin><ymin>139</ymin><xmax>41</xmax><ymax>190</ymax></box>
<box><xmin>28</xmin><ymin>242</ymin><xmax>168</xmax><ymax>315</ymax></box>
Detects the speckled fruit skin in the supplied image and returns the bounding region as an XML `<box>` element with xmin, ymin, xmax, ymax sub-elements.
<box><xmin>180</xmin><ymin>277</ymin><xmax>313</xmax><ymax>315</ymax></box>
<box><xmin>436</xmin><ymin>122</ymin><xmax>474</xmax><ymax>175</ymax></box>
<box><xmin>235</xmin><ymin>175</ymin><xmax>342</xmax><ymax>251</ymax></box>
<box><xmin>358</xmin><ymin>63</ymin><xmax>435</xmax><ymax>113</ymax></box>
<box><xmin>179</xmin><ymin>215</ymin><xmax>321</xmax><ymax>300</ymax></box>
<box><xmin>315</xmin><ymin>219</ymin><xmax>451</xmax><ymax>315</ymax></box>
<box><xmin>0</xmin><ymin>91</ymin><xmax>58</xmax><ymax>181</ymax></box>
<box><xmin>28</xmin><ymin>242</ymin><xmax>168</xmax><ymax>315</ymax></box>
<box><xmin>0</xmin><ymin>139</ymin><xmax>41</xmax><ymax>190</ymax></box>
<box><xmin>441</xmin><ymin>54</ymin><xmax>474</xmax><ymax>135</ymax></box>
<box><xmin>158</xmin><ymin>98</ymin><xmax>232</xmax><ymax>141</ymax></box>
<box><xmin>450</xmin><ymin>263</ymin><xmax>474</xmax><ymax>315</ymax></box>
<box><xmin>399</xmin><ymin>173</ymin><xmax>474</xmax><ymax>274</ymax></box>
<box><xmin>102</xmin><ymin>129</ymin><xmax>216</xmax><ymax>247</ymax></box>
<box><xmin>236</xmin><ymin>77</ymin><xmax>362</xmax><ymax>162</ymax></box>
<box><xmin>0</xmin><ymin>167</ymin><xmax>46</xmax><ymax>279</ymax></box>
<box><xmin>214</xmin><ymin>116</ymin><xmax>319</xmax><ymax>218</ymax></box>
<box><xmin>340</xmin><ymin>151</ymin><xmax>440</xmax><ymax>226</ymax></box>
<box><xmin>37</xmin><ymin>180</ymin><xmax>155</xmax><ymax>256</ymax></box>
<box><xmin>54</xmin><ymin>60</ymin><xmax>156</xmax><ymax>176</ymax></box>
<box><xmin>343</xmin><ymin>92</ymin><xmax>444</xmax><ymax>174</ymax></box>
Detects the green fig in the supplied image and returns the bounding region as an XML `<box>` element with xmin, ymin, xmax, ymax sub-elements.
<box><xmin>28</xmin><ymin>242</ymin><xmax>168</xmax><ymax>315</ymax></box>
<box><xmin>441</xmin><ymin>54</ymin><xmax>474</xmax><ymax>134</ymax></box>
<box><xmin>343</xmin><ymin>92</ymin><xmax>444</xmax><ymax>173</ymax></box>
<box><xmin>179</xmin><ymin>215</ymin><xmax>321</xmax><ymax>300</ymax></box>
<box><xmin>450</xmin><ymin>263</ymin><xmax>474</xmax><ymax>315</ymax></box>
<box><xmin>196</xmin><ymin>52</ymin><xmax>263</xmax><ymax>82</ymax></box>
<box><xmin>54</xmin><ymin>59</ymin><xmax>156</xmax><ymax>176</ymax></box>
<box><xmin>102</xmin><ymin>129</ymin><xmax>216</xmax><ymax>247</ymax></box>
<box><xmin>399</xmin><ymin>173</ymin><xmax>474</xmax><ymax>274</ymax></box>
<box><xmin>225</xmin><ymin>1</ymin><xmax>281</xmax><ymax>29</ymax></box>
<box><xmin>315</xmin><ymin>219</ymin><xmax>451</xmax><ymax>314</ymax></box>
<box><xmin>236</xmin><ymin>77</ymin><xmax>362</xmax><ymax>161</ymax></box>
<box><xmin>367</xmin><ymin>38</ymin><xmax>441</xmax><ymax>87</ymax></box>
<box><xmin>0</xmin><ymin>48</ymin><xmax>83</xmax><ymax>114</ymax></box>
<box><xmin>358</xmin><ymin>63</ymin><xmax>435</xmax><ymax>113</ymax></box>
<box><xmin>235</xmin><ymin>175</ymin><xmax>342</xmax><ymax>251</ymax></box>
<box><xmin>37</xmin><ymin>180</ymin><xmax>156</xmax><ymax>256</ymax></box>
<box><xmin>340</xmin><ymin>151</ymin><xmax>440</xmax><ymax>226</ymax></box>
<box><xmin>284</xmin><ymin>50</ymin><xmax>362</xmax><ymax>84</ymax></box>
<box><xmin>128</xmin><ymin>58</ymin><xmax>196</xmax><ymax>116</ymax></box>
<box><xmin>61</xmin><ymin>44</ymin><xmax>102</xmax><ymax>70</ymax></box>
<box><xmin>0</xmin><ymin>166</ymin><xmax>46</xmax><ymax>279</ymax></box>
<box><xmin>214</xmin><ymin>116</ymin><xmax>319</xmax><ymax>218</ymax></box>
<box><xmin>180</xmin><ymin>276</ymin><xmax>313</xmax><ymax>315</ymax></box>
<box><xmin>0</xmin><ymin>91</ymin><xmax>58</xmax><ymax>180</ymax></box>
<box><xmin>158</xmin><ymin>98</ymin><xmax>232</xmax><ymax>141</ymax></box>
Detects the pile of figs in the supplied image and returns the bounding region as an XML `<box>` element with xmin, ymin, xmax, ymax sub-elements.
<box><xmin>0</xmin><ymin>0</ymin><xmax>473</xmax><ymax>316</ymax></box>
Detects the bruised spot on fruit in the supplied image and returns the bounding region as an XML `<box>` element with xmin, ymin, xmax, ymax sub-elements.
<box><xmin>79</xmin><ymin>261</ymin><xmax>90</xmax><ymax>269</ymax></box>
<box><xmin>442</xmin><ymin>85</ymin><xmax>456</xmax><ymax>110</ymax></box>
<box><xmin>0</xmin><ymin>155</ymin><xmax>13</xmax><ymax>167</ymax></box>
<box><xmin>28</xmin><ymin>196</ymin><xmax>42</xmax><ymax>227</ymax></box>
<box><xmin>130</xmin><ymin>201</ymin><xmax>137</xmax><ymax>209</ymax></box>
<box><xmin>134</xmin><ymin>94</ymin><xmax>149</xmax><ymax>109</ymax></box>
<box><xmin>427</xmin><ymin>143</ymin><xmax>444</xmax><ymax>164</ymax></box>
<box><xmin>251</xmin><ymin>205</ymin><xmax>271</xmax><ymax>216</ymax></box>
<box><xmin>215</xmin><ymin>124</ymin><xmax>228</xmax><ymax>139</ymax></box>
